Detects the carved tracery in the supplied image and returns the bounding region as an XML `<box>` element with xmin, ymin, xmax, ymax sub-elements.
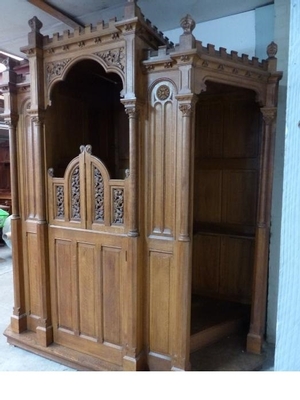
<box><xmin>94</xmin><ymin>166</ymin><xmax>105</xmax><ymax>222</ymax></box>
<box><xmin>56</xmin><ymin>185</ymin><xmax>65</xmax><ymax>218</ymax></box>
<box><xmin>71</xmin><ymin>166</ymin><xmax>80</xmax><ymax>220</ymax></box>
<box><xmin>113</xmin><ymin>188</ymin><xmax>124</xmax><ymax>224</ymax></box>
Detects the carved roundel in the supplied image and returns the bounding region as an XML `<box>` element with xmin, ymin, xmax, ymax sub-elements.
<box><xmin>156</xmin><ymin>84</ymin><xmax>171</xmax><ymax>101</ymax></box>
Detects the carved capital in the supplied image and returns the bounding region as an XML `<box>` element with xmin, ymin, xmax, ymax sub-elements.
<box><xmin>28</xmin><ymin>109</ymin><xmax>45</xmax><ymax>124</ymax></box>
<box><xmin>125</xmin><ymin>107</ymin><xmax>139</xmax><ymax>118</ymax></box>
<box><xmin>177</xmin><ymin>94</ymin><xmax>198</xmax><ymax>116</ymax></box>
<box><xmin>179</xmin><ymin>103</ymin><xmax>193</xmax><ymax>116</ymax></box>
<box><xmin>261</xmin><ymin>107</ymin><xmax>277</xmax><ymax>125</ymax></box>
<box><xmin>4</xmin><ymin>116</ymin><xmax>18</xmax><ymax>129</ymax></box>
<box><xmin>122</xmin><ymin>99</ymin><xmax>143</xmax><ymax>119</ymax></box>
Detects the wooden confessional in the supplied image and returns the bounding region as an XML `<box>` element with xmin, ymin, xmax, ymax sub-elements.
<box><xmin>0</xmin><ymin>1</ymin><xmax>281</xmax><ymax>371</ymax></box>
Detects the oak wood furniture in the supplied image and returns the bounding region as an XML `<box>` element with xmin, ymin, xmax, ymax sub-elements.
<box><xmin>0</xmin><ymin>1</ymin><xmax>282</xmax><ymax>371</ymax></box>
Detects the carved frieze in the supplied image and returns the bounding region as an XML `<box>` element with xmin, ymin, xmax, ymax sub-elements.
<box><xmin>94</xmin><ymin>47</ymin><xmax>125</xmax><ymax>72</ymax></box>
<box><xmin>46</xmin><ymin>58</ymin><xmax>71</xmax><ymax>83</ymax></box>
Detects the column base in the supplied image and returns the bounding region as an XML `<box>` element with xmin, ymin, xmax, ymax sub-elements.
<box><xmin>247</xmin><ymin>332</ymin><xmax>263</xmax><ymax>354</ymax></box>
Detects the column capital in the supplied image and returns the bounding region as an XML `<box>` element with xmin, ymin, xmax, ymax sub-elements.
<box><xmin>176</xmin><ymin>93</ymin><xmax>198</xmax><ymax>116</ymax></box>
<box><xmin>3</xmin><ymin>114</ymin><xmax>19</xmax><ymax>128</ymax></box>
<box><xmin>261</xmin><ymin>107</ymin><xmax>277</xmax><ymax>125</ymax></box>
<box><xmin>121</xmin><ymin>99</ymin><xmax>143</xmax><ymax>118</ymax></box>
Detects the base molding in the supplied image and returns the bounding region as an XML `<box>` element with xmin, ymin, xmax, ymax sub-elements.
<box><xmin>4</xmin><ymin>325</ymin><xmax>124</xmax><ymax>371</ymax></box>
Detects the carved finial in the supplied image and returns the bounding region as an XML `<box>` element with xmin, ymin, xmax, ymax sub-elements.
<box><xmin>267</xmin><ymin>41</ymin><xmax>278</xmax><ymax>58</ymax></box>
<box><xmin>80</xmin><ymin>145</ymin><xmax>85</xmax><ymax>153</ymax></box>
<box><xmin>28</xmin><ymin>16</ymin><xmax>43</xmax><ymax>33</ymax></box>
<box><xmin>48</xmin><ymin>168</ymin><xmax>54</xmax><ymax>177</ymax></box>
<box><xmin>180</xmin><ymin>14</ymin><xmax>195</xmax><ymax>34</ymax></box>
<box><xmin>86</xmin><ymin>144</ymin><xmax>92</xmax><ymax>154</ymax></box>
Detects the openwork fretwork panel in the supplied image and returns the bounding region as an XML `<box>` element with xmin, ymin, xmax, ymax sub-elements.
<box><xmin>48</xmin><ymin>145</ymin><xmax>125</xmax><ymax>230</ymax></box>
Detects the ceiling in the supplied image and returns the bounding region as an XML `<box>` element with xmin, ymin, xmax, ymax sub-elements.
<box><xmin>0</xmin><ymin>0</ymin><xmax>273</xmax><ymax>60</ymax></box>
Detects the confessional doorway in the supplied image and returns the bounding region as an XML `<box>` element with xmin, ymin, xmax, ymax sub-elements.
<box><xmin>190</xmin><ymin>81</ymin><xmax>262</xmax><ymax>360</ymax></box>
<box><xmin>45</xmin><ymin>59</ymin><xmax>130</xmax><ymax>365</ymax></box>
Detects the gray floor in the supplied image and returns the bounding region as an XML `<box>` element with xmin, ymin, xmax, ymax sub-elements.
<box><xmin>0</xmin><ymin>243</ymin><xmax>75</xmax><ymax>371</ymax></box>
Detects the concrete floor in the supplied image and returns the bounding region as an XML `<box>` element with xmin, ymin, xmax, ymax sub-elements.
<box><xmin>0</xmin><ymin>243</ymin><xmax>75</xmax><ymax>371</ymax></box>
<box><xmin>0</xmin><ymin>242</ymin><xmax>274</xmax><ymax>372</ymax></box>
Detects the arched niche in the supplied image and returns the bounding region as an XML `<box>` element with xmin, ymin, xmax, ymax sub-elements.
<box><xmin>45</xmin><ymin>59</ymin><xmax>129</xmax><ymax>179</ymax></box>
<box><xmin>190</xmin><ymin>80</ymin><xmax>262</xmax><ymax>354</ymax></box>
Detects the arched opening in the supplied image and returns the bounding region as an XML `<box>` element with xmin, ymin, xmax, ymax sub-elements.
<box><xmin>45</xmin><ymin>59</ymin><xmax>129</xmax><ymax>179</ymax></box>
<box><xmin>190</xmin><ymin>81</ymin><xmax>262</xmax><ymax>369</ymax></box>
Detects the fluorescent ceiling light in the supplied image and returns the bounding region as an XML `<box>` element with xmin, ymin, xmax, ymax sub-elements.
<box><xmin>0</xmin><ymin>63</ymin><xmax>6</xmax><ymax>72</ymax></box>
<box><xmin>0</xmin><ymin>50</ymin><xmax>24</xmax><ymax>61</ymax></box>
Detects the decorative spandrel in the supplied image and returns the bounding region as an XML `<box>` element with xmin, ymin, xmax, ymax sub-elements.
<box><xmin>94</xmin><ymin>166</ymin><xmax>104</xmax><ymax>222</ymax></box>
<box><xmin>71</xmin><ymin>166</ymin><xmax>80</xmax><ymax>220</ymax></box>
<box><xmin>113</xmin><ymin>188</ymin><xmax>124</xmax><ymax>224</ymax></box>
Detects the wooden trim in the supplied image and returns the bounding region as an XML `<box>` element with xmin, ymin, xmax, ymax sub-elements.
<box><xmin>27</xmin><ymin>0</ymin><xmax>83</xmax><ymax>29</ymax></box>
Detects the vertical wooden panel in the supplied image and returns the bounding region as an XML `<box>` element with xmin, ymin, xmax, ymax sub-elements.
<box><xmin>102</xmin><ymin>246</ymin><xmax>121</xmax><ymax>345</ymax></box>
<box><xmin>55</xmin><ymin>239</ymin><xmax>74</xmax><ymax>331</ymax></box>
<box><xmin>194</xmin><ymin>170</ymin><xmax>222</xmax><ymax>223</ymax></box>
<box><xmin>163</xmin><ymin>101</ymin><xmax>176</xmax><ymax>234</ymax></box>
<box><xmin>219</xmin><ymin>237</ymin><xmax>254</xmax><ymax>302</ymax></box>
<box><xmin>222</xmin><ymin>170</ymin><xmax>258</xmax><ymax>226</ymax></box>
<box><xmin>192</xmin><ymin>234</ymin><xmax>220</xmax><ymax>294</ymax></box>
<box><xmin>78</xmin><ymin>242</ymin><xmax>97</xmax><ymax>338</ymax></box>
<box><xmin>196</xmin><ymin>101</ymin><xmax>223</xmax><ymax>158</ymax></box>
<box><xmin>27</xmin><ymin>233</ymin><xmax>41</xmax><ymax>317</ymax></box>
<box><xmin>149</xmin><ymin>251</ymin><xmax>171</xmax><ymax>354</ymax></box>
<box><xmin>149</xmin><ymin>83</ymin><xmax>176</xmax><ymax>237</ymax></box>
<box><xmin>152</xmin><ymin>102</ymin><xmax>163</xmax><ymax>233</ymax></box>
<box><xmin>224</xmin><ymin>100</ymin><xmax>259</xmax><ymax>158</ymax></box>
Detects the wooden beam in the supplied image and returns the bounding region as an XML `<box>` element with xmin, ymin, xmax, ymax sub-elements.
<box><xmin>27</xmin><ymin>0</ymin><xmax>84</xmax><ymax>29</ymax></box>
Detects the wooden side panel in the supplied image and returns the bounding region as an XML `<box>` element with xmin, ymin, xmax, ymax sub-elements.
<box><xmin>220</xmin><ymin>237</ymin><xmax>254</xmax><ymax>302</ymax></box>
<box><xmin>194</xmin><ymin>170</ymin><xmax>222</xmax><ymax>223</ymax></box>
<box><xmin>27</xmin><ymin>233</ymin><xmax>41</xmax><ymax>319</ymax></box>
<box><xmin>192</xmin><ymin>234</ymin><xmax>220</xmax><ymax>295</ymax></box>
<box><xmin>55</xmin><ymin>239</ymin><xmax>74</xmax><ymax>331</ymax></box>
<box><xmin>224</xmin><ymin>100</ymin><xmax>259</xmax><ymax>158</ymax></box>
<box><xmin>102</xmin><ymin>246</ymin><xmax>122</xmax><ymax>345</ymax></box>
<box><xmin>149</xmin><ymin>251</ymin><xmax>171</xmax><ymax>354</ymax></box>
<box><xmin>196</xmin><ymin>101</ymin><xmax>223</xmax><ymax>158</ymax></box>
<box><xmin>78</xmin><ymin>242</ymin><xmax>99</xmax><ymax>339</ymax></box>
<box><xmin>193</xmin><ymin>86</ymin><xmax>260</xmax><ymax>303</ymax></box>
<box><xmin>222</xmin><ymin>170</ymin><xmax>258</xmax><ymax>226</ymax></box>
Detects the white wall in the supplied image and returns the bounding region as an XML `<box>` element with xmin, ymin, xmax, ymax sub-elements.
<box><xmin>164</xmin><ymin>7</ymin><xmax>273</xmax><ymax>60</ymax></box>
<box><xmin>255</xmin><ymin>4</ymin><xmax>275</xmax><ymax>60</ymax></box>
<box><xmin>273</xmin><ymin>0</ymin><xmax>300</xmax><ymax>371</ymax></box>
<box><xmin>266</xmin><ymin>0</ymin><xmax>289</xmax><ymax>347</ymax></box>
<box><xmin>164</xmin><ymin>11</ymin><xmax>256</xmax><ymax>57</ymax></box>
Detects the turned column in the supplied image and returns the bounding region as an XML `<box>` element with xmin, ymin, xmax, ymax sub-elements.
<box><xmin>20</xmin><ymin>16</ymin><xmax>53</xmax><ymax>346</ymax></box>
<box><xmin>121</xmin><ymin>100</ymin><xmax>144</xmax><ymax>370</ymax></box>
<box><xmin>123</xmin><ymin>101</ymin><xmax>140</xmax><ymax>237</ymax></box>
<box><xmin>247</xmin><ymin>107</ymin><xmax>277</xmax><ymax>354</ymax></box>
<box><xmin>172</xmin><ymin>94</ymin><xmax>197</xmax><ymax>371</ymax></box>
<box><xmin>5</xmin><ymin>116</ymin><xmax>27</xmax><ymax>333</ymax></box>
<box><xmin>1</xmin><ymin>55</ymin><xmax>27</xmax><ymax>333</ymax></box>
